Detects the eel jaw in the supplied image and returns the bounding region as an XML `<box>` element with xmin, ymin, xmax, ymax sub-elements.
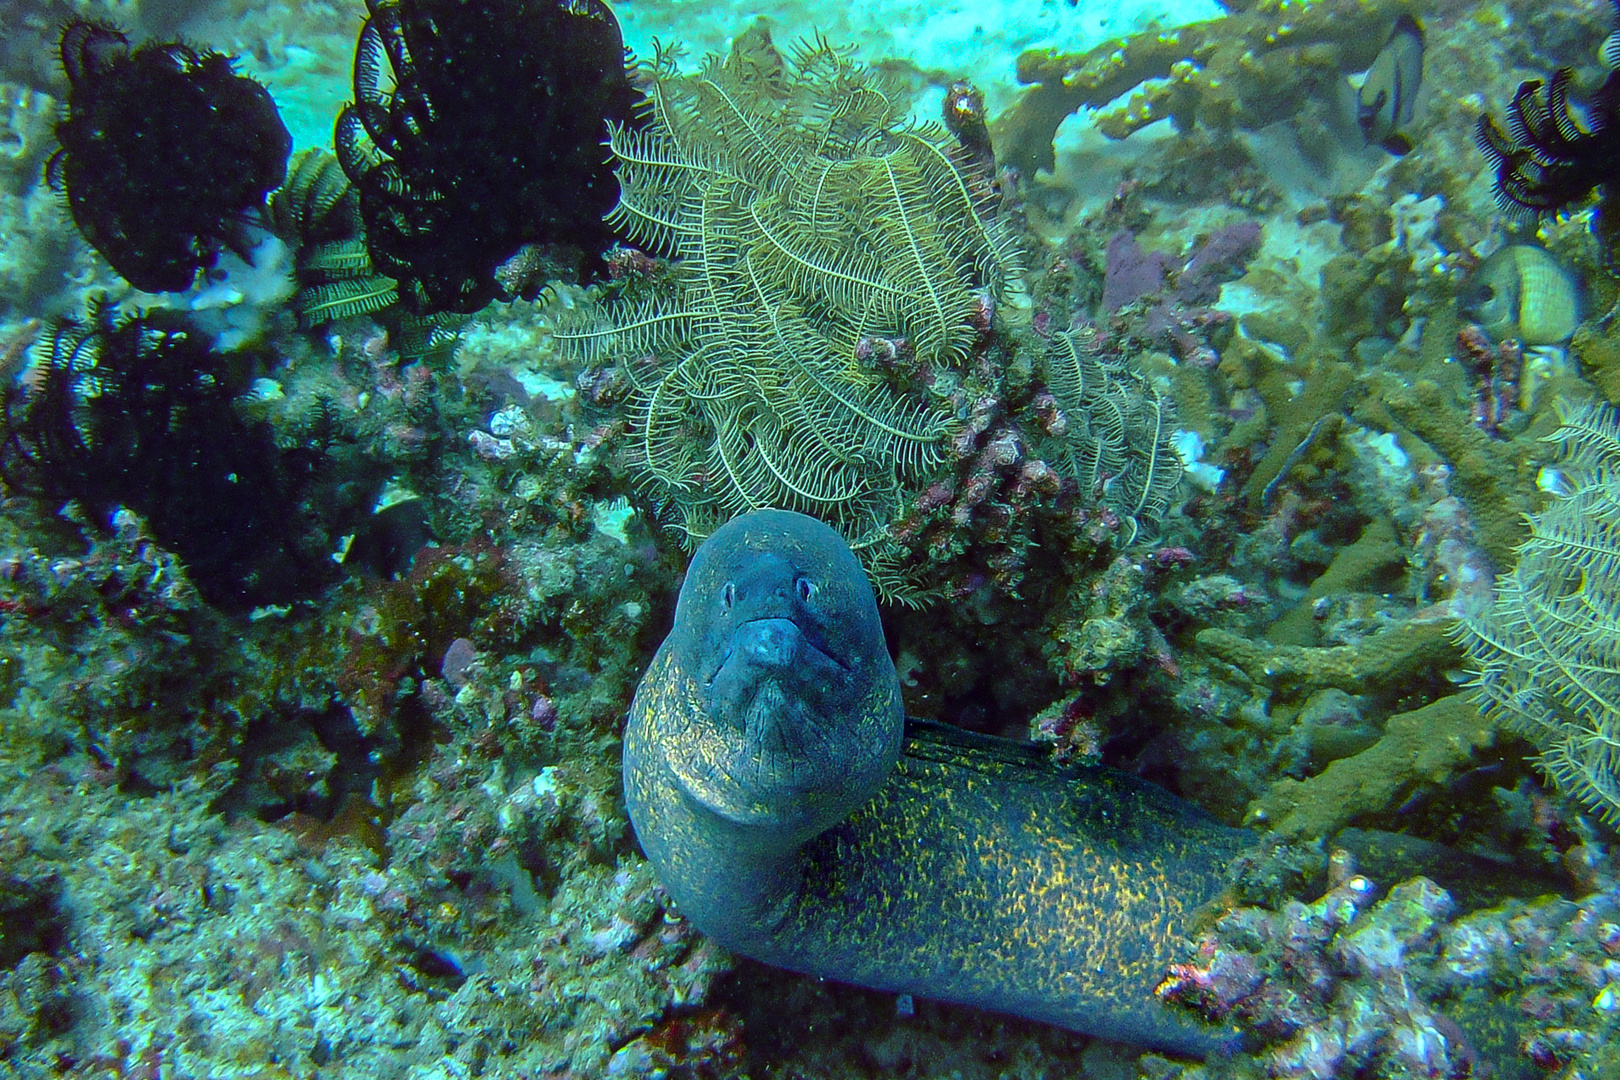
<box><xmin>705</xmin><ymin>615</ymin><xmax>850</xmax><ymax>691</ymax></box>
<box><xmin>676</xmin><ymin>615</ymin><xmax>866</xmax><ymax>827</ymax></box>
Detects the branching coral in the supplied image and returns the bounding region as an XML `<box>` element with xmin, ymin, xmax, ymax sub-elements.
<box><xmin>997</xmin><ymin>0</ymin><xmax>1418</xmax><ymax>176</ymax></box>
<box><xmin>1248</xmin><ymin>693</ymin><xmax>1495</xmax><ymax>838</ymax></box>
<box><xmin>558</xmin><ymin>34</ymin><xmax>1021</xmax><ymax>549</ymax></box>
<box><xmin>1462</xmin><ymin>400</ymin><xmax>1620</xmax><ymax>824</ymax></box>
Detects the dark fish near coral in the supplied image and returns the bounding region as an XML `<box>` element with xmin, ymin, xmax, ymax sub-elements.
<box><xmin>1458</xmin><ymin>244</ymin><xmax>1584</xmax><ymax>346</ymax></box>
<box><xmin>624</xmin><ymin>509</ymin><xmax>1247</xmax><ymax>1057</ymax></box>
<box><xmin>1356</xmin><ymin>14</ymin><xmax>1424</xmax><ymax>156</ymax></box>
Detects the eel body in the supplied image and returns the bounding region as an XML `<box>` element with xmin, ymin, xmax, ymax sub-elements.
<box><xmin>624</xmin><ymin>509</ymin><xmax>1247</xmax><ymax>1056</ymax></box>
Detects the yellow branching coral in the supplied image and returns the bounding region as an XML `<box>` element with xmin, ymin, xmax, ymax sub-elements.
<box><xmin>997</xmin><ymin>0</ymin><xmax>1420</xmax><ymax>176</ymax></box>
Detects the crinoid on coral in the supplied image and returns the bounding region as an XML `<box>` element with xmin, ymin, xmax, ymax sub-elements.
<box><xmin>1039</xmin><ymin>327</ymin><xmax>1181</xmax><ymax>541</ymax></box>
<box><xmin>270</xmin><ymin>149</ymin><xmax>399</xmax><ymax>328</ymax></box>
<box><xmin>557</xmin><ymin>33</ymin><xmax>1022</xmax><ymax>551</ymax></box>
<box><xmin>1460</xmin><ymin>400</ymin><xmax>1620</xmax><ymax>824</ymax></box>
<box><xmin>1475</xmin><ymin>70</ymin><xmax>1620</xmax><ymax>221</ymax></box>
<box><xmin>998</xmin><ymin>0</ymin><xmax>1406</xmax><ymax>177</ymax></box>
<box><xmin>1476</xmin><ymin>0</ymin><xmax>1620</xmax><ymax>250</ymax></box>
<box><xmin>48</xmin><ymin>19</ymin><xmax>291</xmax><ymax>294</ymax></box>
<box><xmin>0</xmin><ymin>300</ymin><xmax>376</xmax><ymax>611</ymax></box>
<box><xmin>334</xmin><ymin>0</ymin><xmax>637</xmax><ymax>315</ymax></box>
<box><xmin>268</xmin><ymin>149</ymin><xmax>462</xmax><ymax>358</ymax></box>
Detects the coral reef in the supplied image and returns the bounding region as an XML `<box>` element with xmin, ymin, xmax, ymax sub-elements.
<box><xmin>7</xmin><ymin>0</ymin><xmax>1620</xmax><ymax>1075</ymax></box>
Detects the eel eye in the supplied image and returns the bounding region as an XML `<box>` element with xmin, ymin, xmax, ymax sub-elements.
<box><xmin>722</xmin><ymin>582</ymin><xmax>736</xmax><ymax>612</ymax></box>
<box><xmin>795</xmin><ymin>576</ymin><xmax>816</xmax><ymax>603</ymax></box>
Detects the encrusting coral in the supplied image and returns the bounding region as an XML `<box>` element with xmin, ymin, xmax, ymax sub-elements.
<box><xmin>1462</xmin><ymin>400</ymin><xmax>1620</xmax><ymax>825</ymax></box>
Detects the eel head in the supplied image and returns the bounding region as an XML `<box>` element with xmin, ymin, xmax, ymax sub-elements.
<box><xmin>663</xmin><ymin>510</ymin><xmax>904</xmax><ymax>842</ymax></box>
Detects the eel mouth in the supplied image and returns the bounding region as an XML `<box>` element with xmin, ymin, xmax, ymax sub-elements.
<box><xmin>704</xmin><ymin>615</ymin><xmax>850</xmax><ymax>690</ymax></box>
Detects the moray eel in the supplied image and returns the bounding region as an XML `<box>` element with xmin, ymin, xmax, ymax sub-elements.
<box><xmin>625</xmin><ymin>509</ymin><xmax>1247</xmax><ymax>1056</ymax></box>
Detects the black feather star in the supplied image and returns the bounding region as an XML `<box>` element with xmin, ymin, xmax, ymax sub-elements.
<box><xmin>48</xmin><ymin>20</ymin><xmax>291</xmax><ymax>293</ymax></box>
<box><xmin>333</xmin><ymin>0</ymin><xmax>638</xmax><ymax>315</ymax></box>
<box><xmin>0</xmin><ymin>302</ymin><xmax>366</xmax><ymax>611</ymax></box>
<box><xmin>1476</xmin><ymin>0</ymin><xmax>1620</xmax><ymax>235</ymax></box>
<box><xmin>1475</xmin><ymin>69</ymin><xmax>1620</xmax><ymax>221</ymax></box>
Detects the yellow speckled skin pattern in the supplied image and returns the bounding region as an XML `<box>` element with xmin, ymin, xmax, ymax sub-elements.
<box><xmin>624</xmin><ymin>509</ymin><xmax>1246</xmax><ymax>1057</ymax></box>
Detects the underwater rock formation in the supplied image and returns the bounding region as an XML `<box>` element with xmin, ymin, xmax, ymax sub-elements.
<box><xmin>48</xmin><ymin>20</ymin><xmax>291</xmax><ymax>294</ymax></box>
<box><xmin>334</xmin><ymin>0</ymin><xmax>636</xmax><ymax>315</ymax></box>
